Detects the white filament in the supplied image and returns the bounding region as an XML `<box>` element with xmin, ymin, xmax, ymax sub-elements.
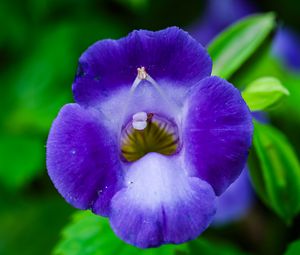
<box><xmin>119</xmin><ymin>67</ymin><xmax>180</xmax><ymax>137</ymax></box>
<box><xmin>130</xmin><ymin>67</ymin><xmax>180</xmax><ymax>113</ymax></box>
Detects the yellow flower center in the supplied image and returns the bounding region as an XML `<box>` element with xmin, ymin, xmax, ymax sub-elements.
<box><xmin>120</xmin><ymin>113</ymin><xmax>179</xmax><ymax>162</ymax></box>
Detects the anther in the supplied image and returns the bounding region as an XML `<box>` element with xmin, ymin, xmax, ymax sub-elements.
<box><xmin>137</xmin><ymin>67</ymin><xmax>147</xmax><ymax>80</ymax></box>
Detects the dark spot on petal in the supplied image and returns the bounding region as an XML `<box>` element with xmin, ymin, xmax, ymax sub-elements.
<box><xmin>94</xmin><ymin>75</ymin><xmax>101</xmax><ymax>81</ymax></box>
<box><xmin>76</xmin><ymin>62</ymin><xmax>87</xmax><ymax>78</ymax></box>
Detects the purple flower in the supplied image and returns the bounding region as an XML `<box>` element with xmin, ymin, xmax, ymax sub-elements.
<box><xmin>189</xmin><ymin>0</ymin><xmax>256</xmax><ymax>45</ymax></box>
<box><xmin>46</xmin><ymin>27</ymin><xmax>253</xmax><ymax>248</ymax></box>
<box><xmin>272</xmin><ymin>27</ymin><xmax>300</xmax><ymax>72</ymax></box>
<box><xmin>212</xmin><ymin>111</ymin><xmax>269</xmax><ymax>226</ymax></box>
<box><xmin>213</xmin><ymin>168</ymin><xmax>253</xmax><ymax>225</ymax></box>
<box><xmin>189</xmin><ymin>0</ymin><xmax>300</xmax><ymax>72</ymax></box>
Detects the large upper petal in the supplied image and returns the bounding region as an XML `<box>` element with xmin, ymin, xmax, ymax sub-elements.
<box><xmin>46</xmin><ymin>104</ymin><xmax>121</xmax><ymax>216</ymax></box>
<box><xmin>72</xmin><ymin>27</ymin><xmax>212</xmax><ymax>107</ymax></box>
<box><xmin>109</xmin><ymin>153</ymin><xmax>216</xmax><ymax>248</ymax></box>
<box><xmin>183</xmin><ymin>76</ymin><xmax>253</xmax><ymax>195</ymax></box>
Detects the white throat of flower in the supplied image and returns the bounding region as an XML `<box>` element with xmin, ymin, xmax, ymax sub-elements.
<box><xmin>118</xmin><ymin>67</ymin><xmax>181</xmax><ymax>162</ymax></box>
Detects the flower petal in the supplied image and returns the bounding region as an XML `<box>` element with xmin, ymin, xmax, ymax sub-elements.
<box><xmin>109</xmin><ymin>153</ymin><xmax>216</xmax><ymax>248</ymax></box>
<box><xmin>73</xmin><ymin>27</ymin><xmax>212</xmax><ymax>106</ymax></box>
<box><xmin>46</xmin><ymin>104</ymin><xmax>121</xmax><ymax>216</ymax></box>
<box><xmin>213</xmin><ymin>168</ymin><xmax>253</xmax><ymax>225</ymax></box>
<box><xmin>183</xmin><ymin>76</ymin><xmax>253</xmax><ymax>195</ymax></box>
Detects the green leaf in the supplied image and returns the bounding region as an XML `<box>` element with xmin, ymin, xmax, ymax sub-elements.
<box><xmin>188</xmin><ymin>238</ymin><xmax>249</xmax><ymax>255</ymax></box>
<box><xmin>0</xmin><ymin>133</ymin><xmax>44</xmax><ymax>190</ymax></box>
<box><xmin>116</xmin><ymin>0</ymin><xmax>149</xmax><ymax>11</ymax></box>
<box><xmin>0</xmin><ymin>194</ymin><xmax>74</xmax><ymax>255</ymax></box>
<box><xmin>284</xmin><ymin>240</ymin><xmax>300</xmax><ymax>255</ymax></box>
<box><xmin>248</xmin><ymin>122</ymin><xmax>300</xmax><ymax>223</ymax></box>
<box><xmin>8</xmin><ymin>18</ymin><xmax>123</xmax><ymax>133</ymax></box>
<box><xmin>0</xmin><ymin>1</ymin><xmax>28</xmax><ymax>49</ymax></box>
<box><xmin>208</xmin><ymin>13</ymin><xmax>275</xmax><ymax>79</ymax></box>
<box><xmin>54</xmin><ymin>211</ymin><xmax>188</xmax><ymax>255</ymax></box>
<box><xmin>242</xmin><ymin>77</ymin><xmax>289</xmax><ymax>111</ymax></box>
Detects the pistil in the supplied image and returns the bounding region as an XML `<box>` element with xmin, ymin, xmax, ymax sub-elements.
<box><xmin>132</xmin><ymin>112</ymin><xmax>148</xmax><ymax>130</ymax></box>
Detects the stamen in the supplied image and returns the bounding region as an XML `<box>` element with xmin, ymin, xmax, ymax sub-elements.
<box><xmin>137</xmin><ymin>67</ymin><xmax>148</xmax><ymax>80</ymax></box>
<box><xmin>132</xmin><ymin>67</ymin><xmax>181</xmax><ymax>115</ymax></box>
<box><xmin>118</xmin><ymin>66</ymin><xmax>181</xmax><ymax>142</ymax></box>
<box><xmin>145</xmin><ymin>74</ymin><xmax>181</xmax><ymax>114</ymax></box>
<box><xmin>130</xmin><ymin>67</ymin><xmax>147</xmax><ymax>92</ymax></box>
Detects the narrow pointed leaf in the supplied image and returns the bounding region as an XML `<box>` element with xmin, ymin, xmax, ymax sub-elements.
<box><xmin>248</xmin><ymin>122</ymin><xmax>300</xmax><ymax>223</ymax></box>
<box><xmin>284</xmin><ymin>240</ymin><xmax>300</xmax><ymax>255</ymax></box>
<box><xmin>208</xmin><ymin>13</ymin><xmax>275</xmax><ymax>79</ymax></box>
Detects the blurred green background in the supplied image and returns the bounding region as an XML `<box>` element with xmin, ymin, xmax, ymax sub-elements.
<box><xmin>1</xmin><ymin>1</ymin><xmax>300</xmax><ymax>255</ymax></box>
